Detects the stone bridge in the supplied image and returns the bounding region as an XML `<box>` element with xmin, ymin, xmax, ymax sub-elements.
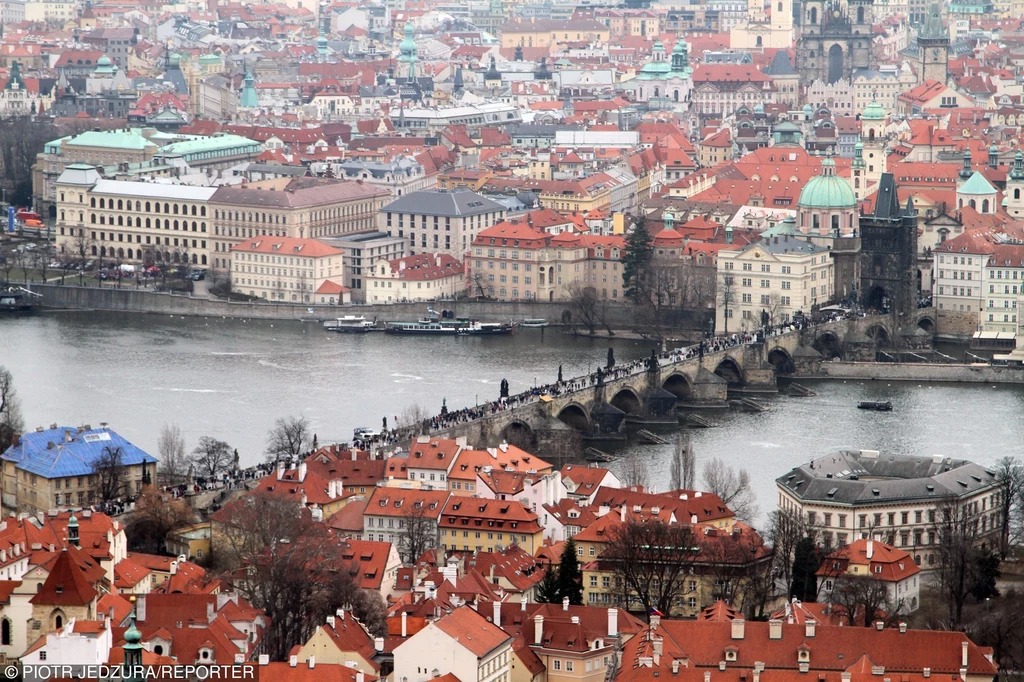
<box><xmin>401</xmin><ymin>310</ymin><xmax>936</xmax><ymax>447</ymax></box>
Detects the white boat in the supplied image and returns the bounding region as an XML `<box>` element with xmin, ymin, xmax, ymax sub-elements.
<box><xmin>521</xmin><ymin>318</ymin><xmax>548</xmax><ymax>328</ymax></box>
<box><xmin>325</xmin><ymin>315</ymin><xmax>377</xmax><ymax>333</ymax></box>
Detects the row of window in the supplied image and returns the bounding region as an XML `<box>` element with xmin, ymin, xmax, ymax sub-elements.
<box><xmin>86</xmin><ymin>197</ymin><xmax>207</xmax><ymax>217</ymax></box>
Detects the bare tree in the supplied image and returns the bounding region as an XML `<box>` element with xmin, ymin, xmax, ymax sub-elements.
<box><xmin>157</xmin><ymin>423</ymin><xmax>188</xmax><ymax>485</ymax></box>
<box><xmin>995</xmin><ymin>456</ymin><xmax>1024</xmax><ymax>558</ymax></box>
<box><xmin>397</xmin><ymin>500</ymin><xmax>437</xmax><ymax>565</ymax></box>
<box><xmin>669</xmin><ymin>432</ymin><xmax>697</xmax><ymax>491</ymax></box>
<box><xmin>126</xmin><ymin>488</ymin><xmax>195</xmax><ymax>554</ymax></box>
<box><xmin>70</xmin><ymin>228</ymin><xmax>94</xmax><ymax>285</ymax></box>
<box><xmin>932</xmin><ymin>494</ymin><xmax>983</xmax><ymax>629</ymax></box>
<box><xmin>602</xmin><ymin>519</ymin><xmax>698</xmax><ymax>618</ymax></box>
<box><xmin>0</xmin><ymin>365</ymin><xmax>24</xmax><ymax>452</ymax></box>
<box><xmin>191</xmin><ymin>436</ymin><xmax>233</xmax><ymax>480</ymax></box>
<box><xmin>11</xmin><ymin>248</ymin><xmax>30</xmax><ymax>283</ymax></box>
<box><xmin>265</xmin><ymin>415</ymin><xmax>311</xmax><ymax>463</ymax></box>
<box><xmin>55</xmin><ymin>248</ymin><xmax>76</xmax><ymax>285</ymax></box>
<box><xmin>830</xmin><ymin>573</ymin><xmax>904</xmax><ymax>627</ymax></box>
<box><xmin>399</xmin><ymin>403</ymin><xmax>431</xmax><ymax>435</ymax></box>
<box><xmin>764</xmin><ymin>507</ymin><xmax>820</xmax><ymax>599</ymax></box>
<box><xmin>0</xmin><ymin>249</ymin><xmax>16</xmax><ymax>284</ymax></box>
<box><xmin>32</xmin><ymin>249</ymin><xmax>51</xmax><ymax>283</ymax></box>
<box><xmin>565</xmin><ymin>281</ymin><xmax>611</xmax><ymax>336</ymax></box>
<box><xmin>620</xmin><ymin>450</ymin><xmax>649</xmax><ymax>490</ymax></box>
<box><xmin>717</xmin><ymin>273</ymin><xmax>737</xmax><ymax>335</ymax></box>
<box><xmin>94</xmin><ymin>445</ymin><xmax>127</xmax><ymax>504</ymax></box>
<box><xmin>702</xmin><ymin>457</ymin><xmax>759</xmax><ymax>522</ymax></box>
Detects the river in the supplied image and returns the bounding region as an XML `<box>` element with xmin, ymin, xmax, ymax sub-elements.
<box><xmin>3</xmin><ymin>311</ymin><xmax>1023</xmax><ymax>521</ymax></box>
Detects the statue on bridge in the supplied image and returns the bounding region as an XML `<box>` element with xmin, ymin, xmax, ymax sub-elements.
<box><xmin>558</xmin><ymin>365</ymin><xmax>563</xmax><ymax>383</ymax></box>
<box><xmin>607</xmin><ymin>347</ymin><xmax>615</xmax><ymax>368</ymax></box>
<box><xmin>440</xmin><ymin>399</ymin><xmax>448</xmax><ymax>416</ymax></box>
<box><xmin>648</xmin><ymin>349</ymin><xmax>659</xmax><ymax>372</ymax></box>
<box><xmin>500</xmin><ymin>379</ymin><xmax>509</xmax><ymax>399</ymax></box>
<box><xmin>596</xmin><ymin>366</ymin><xmax>605</xmax><ymax>386</ymax></box>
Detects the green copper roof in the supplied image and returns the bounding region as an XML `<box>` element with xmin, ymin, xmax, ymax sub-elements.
<box><xmin>798</xmin><ymin>157</ymin><xmax>857</xmax><ymax>209</ymax></box>
<box><xmin>161</xmin><ymin>134</ymin><xmax>258</xmax><ymax>156</ymax></box>
<box><xmin>199</xmin><ymin>53</ymin><xmax>222</xmax><ymax>65</ymax></box>
<box><xmin>762</xmin><ymin>215</ymin><xmax>799</xmax><ymax>238</ymax></box>
<box><xmin>862</xmin><ymin>99</ymin><xmax>885</xmax><ymax>120</ymax></box>
<box><xmin>239</xmin><ymin>72</ymin><xmax>258</xmax><ymax>108</ymax></box>
<box><xmin>66</xmin><ymin>129</ymin><xmax>156</xmax><ymax>151</ymax></box>
<box><xmin>958</xmin><ymin>171</ymin><xmax>996</xmax><ymax>195</ymax></box>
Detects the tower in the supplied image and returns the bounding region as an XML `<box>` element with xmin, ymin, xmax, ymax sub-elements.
<box><xmin>796</xmin><ymin>0</ymin><xmax>872</xmax><ymax>87</ymax></box>
<box><xmin>860</xmin><ymin>98</ymin><xmax>888</xmax><ymax>188</ymax></box>
<box><xmin>851</xmin><ymin>141</ymin><xmax>866</xmax><ymax>199</ymax></box>
<box><xmin>397</xmin><ymin>22</ymin><xmax>418</xmax><ymax>81</ymax></box>
<box><xmin>1004</xmin><ymin>151</ymin><xmax>1024</xmax><ymax>218</ymax></box>
<box><xmin>123</xmin><ymin>602</ymin><xmax>144</xmax><ymax>675</ymax></box>
<box><xmin>317</xmin><ymin>30</ymin><xmax>329</xmax><ymax>63</ymax></box>
<box><xmin>772</xmin><ymin>0</ymin><xmax>793</xmax><ymax>32</ymax></box>
<box><xmin>67</xmin><ymin>511</ymin><xmax>79</xmax><ymax>548</ymax></box>
<box><xmin>917</xmin><ymin>2</ymin><xmax>949</xmax><ymax>85</ymax></box>
<box><xmin>239</xmin><ymin>72</ymin><xmax>258</xmax><ymax>109</ymax></box>
<box><xmin>859</xmin><ymin>174</ymin><xmax>919</xmax><ymax>316</ymax></box>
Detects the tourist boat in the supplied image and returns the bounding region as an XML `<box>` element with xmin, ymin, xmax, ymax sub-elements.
<box><xmin>857</xmin><ymin>401</ymin><xmax>893</xmax><ymax>411</ymax></box>
<box><xmin>325</xmin><ymin>315</ymin><xmax>377</xmax><ymax>333</ymax></box>
<box><xmin>385</xmin><ymin>318</ymin><xmax>458</xmax><ymax>335</ymax></box>
<box><xmin>521</xmin><ymin>318</ymin><xmax>549</xmax><ymax>328</ymax></box>
<box><xmin>0</xmin><ymin>288</ymin><xmax>37</xmax><ymax>313</ymax></box>
<box><xmin>457</xmin><ymin>321</ymin><xmax>515</xmax><ymax>336</ymax></box>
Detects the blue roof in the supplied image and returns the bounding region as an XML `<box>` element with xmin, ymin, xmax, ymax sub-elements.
<box><xmin>1</xmin><ymin>426</ymin><xmax>157</xmax><ymax>479</ymax></box>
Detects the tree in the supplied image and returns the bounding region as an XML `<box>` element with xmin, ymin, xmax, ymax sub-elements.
<box><xmin>11</xmin><ymin>248</ymin><xmax>29</xmax><ymax>283</ymax></box>
<box><xmin>717</xmin><ymin>273</ymin><xmax>737</xmax><ymax>336</ymax></box>
<box><xmin>602</xmin><ymin>519</ymin><xmax>698</xmax><ymax>618</ymax></box>
<box><xmin>536</xmin><ymin>565</ymin><xmax>561</xmax><ymax>603</ymax></box>
<box><xmin>790</xmin><ymin>536</ymin><xmax>822</xmax><ymax>603</ymax></box>
<box><xmin>94</xmin><ymin>445</ymin><xmax>127</xmax><ymax>504</ymax></box>
<box><xmin>0</xmin><ymin>366</ymin><xmax>24</xmax><ymax>453</ymax></box>
<box><xmin>0</xmin><ymin>118</ymin><xmax>59</xmax><ymax>206</ymax></box>
<box><xmin>265</xmin><ymin>415</ymin><xmax>311</xmax><ymax>463</ymax></box>
<box><xmin>397</xmin><ymin>501</ymin><xmax>435</xmax><ymax>565</ymax></box>
<box><xmin>70</xmin><ymin>228</ymin><xmax>94</xmax><ymax>285</ymax></box>
<box><xmin>557</xmin><ymin>538</ymin><xmax>583</xmax><ymax>605</ymax></box>
<box><xmin>669</xmin><ymin>432</ymin><xmax>697</xmax><ymax>491</ymax></box>
<box><xmin>620</xmin><ymin>450</ymin><xmax>649</xmax><ymax>490</ymax></box>
<box><xmin>766</xmin><ymin>507</ymin><xmax>819</xmax><ymax>599</ymax></box>
<box><xmin>565</xmin><ymin>281</ymin><xmax>612</xmax><ymax>336</ymax></box>
<box><xmin>157</xmin><ymin>423</ymin><xmax>188</xmax><ymax>485</ymax></box>
<box><xmin>995</xmin><ymin>456</ymin><xmax>1024</xmax><ymax>558</ymax></box>
<box><xmin>0</xmin><ymin>249</ymin><xmax>16</xmax><ymax>284</ymax></box>
<box><xmin>933</xmin><ymin>494</ymin><xmax>984</xmax><ymax>629</ymax></box>
<box><xmin>32</xmin><ymin>249</ymin><xmax>51</xmax><ymax>283</ymax></box>
<box><xmin>702</xmin><ymin>457</ymin><xmax>758</xmax><ymax>522</ymax></box>
<box><xmin>622</xmin><ymin>219</ymin><xmax>653</xmax><ymax>304</ymax></box>
<box><xmin>829</xmin><ymin>574</ymin><xmax>902</xmax><ymax>627</ymax></box>
<box><xmin>971</xmin><ymin>548</ymin><xmax>1001</xmax><ymax>601</ymax></box>
<box><xmin>191</xmin><ymin>436</ymin><xmax>233</xmax><ymax>480</ymax></box>
<box><xmin>215</xmin><ymin>491</ymin><xmax>385</xmax><ymax>660</ymax></box>
<box><xmin>126</xmin><ymin>489</ymin><xmax>195</xmax><ymax>554</ymax></box>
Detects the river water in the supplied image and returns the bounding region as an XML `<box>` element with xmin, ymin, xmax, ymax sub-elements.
<box><xmin>3</xmin><ymin>312</ymin><xmax>1023</xmax><ymax>521</ymax></box>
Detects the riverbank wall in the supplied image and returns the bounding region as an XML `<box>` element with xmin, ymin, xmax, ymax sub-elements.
<box><xmin>800</xmin><ymin>361</ymin><xmax>1024</xmax><ymax>383</ymax></box>
<box><xmin>29</xmin><ymin>283</ymin><xmax>707</xmax><ymax>331</ymax></box>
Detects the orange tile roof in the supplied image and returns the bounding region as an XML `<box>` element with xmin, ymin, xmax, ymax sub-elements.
<box><xmin>230</xmin><ymin>237</ymin><xmax>342</xmax><ymax>258</ymax></box>
<box><xmin>432</xmin><ymin>605</ymin><xmax>511</xmax><ymax>658</ymax></box>
<box><xmin>30</xmin><ymin>549</ymin><xmax>97</xmax><ymax>606</ymax></box>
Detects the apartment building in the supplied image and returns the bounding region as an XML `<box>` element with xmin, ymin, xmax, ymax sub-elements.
<box><xmin>362</xmin><ymin>487</ymin><xmax>450</xmax><ymax>554</ymax></box>
<box><xmin>932</xmin><ymin>230</ymin><xmax>994</xmax><ymax>336</ymax></box>
<box><xmin>439</xmin><ymin>497</ymin><xmax>545</xmax><ymax>554</ymax></box>
<box><xmin>364</xmin><ymin>253</ymin><xmax>465</xmax><ymax>303</ymax></box>
<box><xmin>379</xmin><ymin>189</ymin><xmax>505</xmax><ymax>260</ymax></box>
<box><xmin>715</xmin><ymin>233</ymin><xmax>833</xmax><ymax>334</ymax></box>
<box><xmin>209</xmin><ymin>177</ymin><xmax>390</xmax><ymax>274</ymax></box>
<box><xmin>393</xmin><ymin>607</ymin><xmax>511</xmax><ymax>682</ymax></box>
<box><xmin>776</xmin><ymin>449</ymin><xmax>1005</xmax><ymax>568</ymax></box>
<box><xmin>229</xmin><ymin>237</ymin><xmax>344</xmax><ymax>303</ymax></box>
<box><xmin>817</xmin><ymin>538</ymin><xmax>922</xmax><ymax>613</ymax></box>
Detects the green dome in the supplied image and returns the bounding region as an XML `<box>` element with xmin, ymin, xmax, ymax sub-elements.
<box><xmin>754</xmin><ymin>103</ymin><xmax>764</xmax><ymax>114</ymax></box>
<box><xmin>958</xmin><ymin>170</ymin><xmax>996</xmax><ymax>195</ymax></box>
<box><xmin>862</xmin><ymin>99</ymin><xmax>885</xmax><ymax>120</ymax></box>
<box><xmin>638</xmin><ymin>60</ymin><xmax>671</xmax><ymax>78</ymax></box>
<box><xmin>97</xmin><ymin>55</ymin><xmax>111</xmax><ymax>67</ymax></box>
<box><xmin>798</xmin><ymin>157</ymin><xmax>857</xmax><ymax>209</ymax></box>
<box><xmin>399</xmin><ymin>22</ymin><xmax>417</xmax><ymax>57</ymax></box>
<box><xmin>803</xmin><ymin>103</ymin><xmax>813</xmax><ymax>114</ymax></box>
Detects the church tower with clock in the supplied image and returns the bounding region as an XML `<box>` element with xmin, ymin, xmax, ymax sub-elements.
<box><xmin>916</xmin><ymin>2</ymin><xmax>949</xmax><ymax>85</ymax></box>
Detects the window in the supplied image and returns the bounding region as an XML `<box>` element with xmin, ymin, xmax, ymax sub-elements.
<box><xmin>553</xmin><ymin>660</ymin><xmax>561</xmax><ymax>671</ymax></box>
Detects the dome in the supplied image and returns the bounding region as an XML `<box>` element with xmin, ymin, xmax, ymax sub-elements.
<box><xmin>638</xmin><ymin>60</ymin><xmax>671</xmax><ymax>79</ymax></box>
<box><xmin>399</xmin><ymin>22</ymin><xmax>417</xmax><ymax>58</ymax></box>
<box><xmin>97</xmin><ymin>55</ymin><xmax>112</xmax><ymax>67</ymax></box>
<box><xmin>754</xmin><ymin>103</ymin><xmax>764</xmax><ymax>114</ymax></box>
<box><xmin>803</xmin><ymin>103</ymin><xmax>813</xmax><ymax>115</ymax></box>
<box><xmin>862</xmin><ymin>99</ymin><xmax>885</xmax><ymax>120</ymax></box>
<box><xmin>958</xmin><ymin>171</ymin><xmax>997</xmax><ymax>196</ymax></box>
<box><xmin>798</xmin><ymin>157</ymin><xmax>857</xmax><ymax>209</ymax></box>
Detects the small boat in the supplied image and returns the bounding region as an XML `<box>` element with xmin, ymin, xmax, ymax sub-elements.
<box><xmin>457</xmin><ymin>321</ymin><xmax>515</xmax><ymax>336</ymax></box>
<box><xmin>385</xmin><ymin>319</ymin><xmax>458</xmax><ymax>335</ymax></box>
<box><xmin>325</xmin><ymin>315</ymin><xmax>377</xmax><ymax>333</ymax></box>
<box><xmin>521</xmin><ymin>318</ymin><xmax>549</xmax><ymax>328</ymax></box>
<box><xmin>0</xmin><ymin>288</ymin><xmax>37</xmax><ymax>312</ymax></box>
<box><xmin>857</xmin><ymin>401</ymin><xmax>893</xmax><ymax>411</ymax></box>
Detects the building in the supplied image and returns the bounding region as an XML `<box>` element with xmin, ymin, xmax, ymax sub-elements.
<box><xmin>627</xmin><ymin>39</ymin><xmax>693</xmax><ymax>106</ymax></box>
<box><xmin>690</xmin><ymin>65</ymin><xmax>775</xmax><ymax>120</ymax></box>
<box><xmin>380</xmin><ymin>190</ymin><xmax>506</xmax><ymax>259</ymax></box>
<box><xmin>2</xmin><ymin>425</ymin><xmax>157</xmax><ymax>514</ymax></box>
<box><xmin>817</xmin><ymin>538</ymin><xmax>922</xmax><ymax>614</ymax></box>
<box><xmin>915</xmin><ymin>3</ymin><xmax>950</xmax><ymax>85</ymax></box>
<box><xmin>53</xmin><ymin>166</ymin><xmax>218</xmax><ymax>269</ymax></box>
<box><xmin>498</xmin><ymin>19</ymin><xmax>610</xmax><ymax>49</ymax></box>
<box><xmin>729</xmin><ymin>0</ymin><xmax>793</xmax><ymax>49</ymax></box>
<box><xmin>293</xmin><ymin>609</ymin><xmax>381</xmax><ymax>674</ymax></box>
<box><xmin>362</xmin><ymin>488</ymin><xmax>450</xmax><ymax>558</ymax></box>
<box><xmin>164</xmin><ymin>523</ymin><xmax>212</xmax><ymax>561</ymax></box>
<box><xmin>322</xmin><ymin>232</ymin><xmax>407</xmax><ymax>302</ymax></box>
<box><xmin>896</xmin><ymin>80</ymin><xmax>972</xmax><ymax>116</ymax></box>
<box><xmin>439</xmin><ymin>497</ymin><xmax>545</xmax><ymax>554</ymax></box>
<box><xmin>394</xmin><ymin>103</ymin><xmax>524</xmax><ymax>133</ymax></box>
<box><xmin>336</xmin><ymin>158</ymin><xmax>435</xmax><ymax>198</ymax></box>
<box><xmin>932</xmin><ymin>230</ymin><xmax>990</xmax><ymax>336</ymax></box>
<box><xmin>856</xmin><ymin>173</ymin><xmax>919</xmax><ymax>316</ymax></box>
<box><xmin>230</xmin><ymin>237</ymin><xmax>345</xmax><ymax>303</ymax></box>
<box><xmin>364</xmin><ymin>253</ymin><xmax>465</xmax><ymax>303</ymax></box>
<box><xmin>797</xmin><ymin>0</ymin><xmax>874</xmax><ymax>86</ymax></box>
<box><xmin>210</xmin><ymin>177</ymin><xmax>390</xmax><ymax>275</ymax></box>
<box><xmin>716</xmin><ymin>233</ymin><xmax>833</xmax><ymax>333</ymax></box>
<box><xmin>393</xmin><ymin>606</ymin><xmax>511</xmax><ymax>682</ymax></box>
<box><xmin>776</xmin><ymin>449</ymin><xmax>1004</xmax><ymax>567</ymax></box>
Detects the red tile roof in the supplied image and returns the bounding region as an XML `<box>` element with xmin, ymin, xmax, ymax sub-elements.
<box><xmin>432</xmin><ymin>606</ymin><xmax>511</xmax><ymax>658</ymax></box>
<box><xmin>230</xmin><ymin>237</ymin><xmax>342</xmax><ymax>258</ymax></box>
<box><xmin>30</xmin><ymin>549</ymin><xmax>97</xmax><ymax>606</ymax></box>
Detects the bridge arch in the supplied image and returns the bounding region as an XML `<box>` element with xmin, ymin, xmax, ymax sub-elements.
<box><xmin>767</xmin><ymin>347</ymin><xmax>795</xmax><ymax>375</ymax></box>
<box><xmin>500</xmin><ymin>420</ymin><xmax>537</xmax><ymax>450</ymax></box>
<box><xmin>917</xmin><ymin>316</ymin><xmax>935</xmax><ymax>333</ymax></box>
<box><xmin>610</xmin><ymin>388</ymin><xmax>643</xmax><ymax>415</ymax></box>
<box><xmin>812</xmin><ymin>332</ymin><xmax>843</xmax><ymax>360</ymax></box>
<box><xmin>714</xmin><ymin>356</ymin><xmax>745</xmax><ymax>386</ymax></box>
<box><xmin>556</xmin><ymin>403</ymin><xmax>592</xmax><ymax>431</ymax></box>
<box><xmin>663</xmin><ymin>373</ymin><xmax>694</xmax><ymax>401</ymax></box>
<box><xmin>866</xmin><ymin>323</ymin><xmax>891</xmax><ymax>348</ymax></box>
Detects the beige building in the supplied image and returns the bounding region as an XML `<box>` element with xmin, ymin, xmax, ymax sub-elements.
<box><xmin>716</xmin><ymin>235</ymin><xmax>834</xmax><ymax>333</ymax></box>
<box><xmin>211</xmin><ymin>177</ymin><xmax>389</xmax><ymax>275</ymax></box>
<box><xmin>499</xmin><ymin>19</ymin><xmax>610</xmax><ymax>48</ymax></box>
<box><xmin>469</xmin><ymin>221</ymin><xmax>587</xmax><ymax>301</ymax></box>
<box><xmin>729</xmin><ymin>0</ymin><xmax>794</xmax><ymax>49</ymax></box>
<box><xmin>229</xmin><ymin>236</ymin><xmax>344</xmax><ymax>302</ymax></box>
<box><xmin>54</xmin><ymin>165</ymin><xmax>217</xmax><ymax>268</ymax></box>
<box><xmin>380</xmin><ymin>189</ymin><xmax>506</xmax><ymax>260</ymax></box>
<box><xmin>365</xmin><ymin>253</ymin><xmax>465</xmax><ymax>303</ymax></box>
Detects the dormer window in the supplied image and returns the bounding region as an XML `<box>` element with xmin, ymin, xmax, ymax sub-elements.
<box><xmin>724</xmin><ymin>647</ymin><xmax>738</xmax><ymax>662</ymax></box>
<box><xmin>798</xmin><ymin>648</ymin><xmax>810</xmax><ymax>663</ymax></box>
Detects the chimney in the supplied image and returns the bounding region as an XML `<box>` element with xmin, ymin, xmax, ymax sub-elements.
<box><xmin>289</xmin><ymin>656</ymin><xmax>298</xmax><ymax>668</ymax></box>
<box><xmin>608</xmin><ymin>608</ymin><xmax>618</xmax><ymax>637</ymax></box>
<box><xmin>493</xmin><ymin>600</ymin><xmax>501</xmax><ymax>627</ymax></box>
<box><xmin>258</xmin><ymin>655</ymin><xmax>269</xmax><ymax>666</ymax></box>
<box><xmin>308</xmin><ymin>656</ymin><xmax>315</xmax><ymax>669</ymax></box>
<box><xmin>170</xmin><ymin>560</ymin><xmax>178</xmax><ymax>576</ymax></box>
<box><xmin>962</xmin><ymin>641</ymin><xmax>969</xmax><ymax>667</ymax></box>
<box><xmin>534</xmin><ymin>615</ymin><xmax>544</xmax><ymax>645</ymax></box>
<box><xmin>672</xmin><ymin>660</ymin><xmax>680</xmax><ymax>675</ymax></box>
<box><xmin>562</xmin><ymin>597</ymin><xmax>569</xmax><ymax>612</ymax></box>
<box><xmin>522</xmin><ymin>595</ymin><xmax>528</xmax><ymax>611</ymax></box>
<box><xmin>620</xmin><ymin>505</ymin><xmax>626</xmax><ymax>522</ymax></box>
<box><xmin>866</xmin><ymin>539</ymin><xmax>874</xmax><ymax>559</ymax></box>
<box><xmin>805</xmin><ymin>621</ymin><xmax>816</xmax><ymax>638</ymax></box>
<box><xmin>731</xmin><ymin>619</ymin><xmax>745</xmax><ymax>640</ymax></box>
<box><xmin>357</xmin><ymin>673</ymin><xmax>364</xmax><ymax>682</ymax></box>
<box><xmin>401</xmin><ymin>611</ymin><xmax>408</xmax><ymax>638</ymax></box>
<box><xmin>374</xmin><ymin>637</ymin><xmax>384</xmax><ymax>652</ymax></box>
<box><xmin>277</xmin><ymin>460</ymin><xmax>286</xmax><ymax>480</ymax></box>
<box><xmin>326</xmin><ymin>615</ymin><xmax>335</xmax><ymax>628</ymax></box>
<box><xmin>899</xmin><ymin>622</ymin><xmax>907</xmax><ymax>634</ymax></box>
<box><xmin>768</xmin><ymin>620</ymin><xmax>782</xmax><ymax>640</ymax></box>
<box><xmin>298</xmin><ymin>461</ymin><xmax>307</xmax><ymax>482</ymax></box>
<box><xmin>136</xmin><ymin>595</ymin><xmax>146</xmax><ymax>622</ymax></box>
<box><xmin>875</xmin><ymin>621</ymin><xmax>884</xmax><ymax>631</ymax></box>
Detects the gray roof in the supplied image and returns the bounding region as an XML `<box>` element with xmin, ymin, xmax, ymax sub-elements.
<box><xmin>777</xmin><ymin>450</ymin><xmax>1000</xmax><ymax>505</ymax></box>
<box><xmin>507</xmin><ymin>123</ymin><xmax>581</xmax><ymax>137</ymax></box>
<box><xmin>338</xmin><ymin>157</ymin><xmax>420</xmax><ymax>179</ymax></box>
<box><xmin>382</xmin><ymin>189</ymin><xmax>504</xmax><ymax>217</ymax></box>
<box><xmin>765</xmin><ymin>50</ymin><xmax>796</xmax><ymax>76</ymax></box>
